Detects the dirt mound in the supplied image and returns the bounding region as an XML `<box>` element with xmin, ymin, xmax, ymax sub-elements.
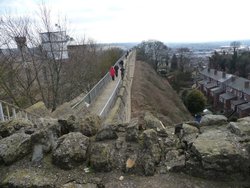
<box><xmin>131</xmin><ymin>61</ymin><xmax>192</xmax><ymax>126</ymax></box>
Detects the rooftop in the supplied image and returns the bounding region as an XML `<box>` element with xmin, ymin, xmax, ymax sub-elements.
<box><xmin>237</xmin><ymin>102</ymin><xmax>250</xmax><ymax>111</ymax></box>
<box><xmin>210</xmin><ymin>87</ymin><xmax>224</xmax><ymax>94</ymax></box>
<box><xmin>231</xmin><ymin>99</ymin><xmax>247</xmax><ymax>106</ymax></box>
<box><xmin>200</xmin><ymin>68</ymin><xmax>232</xmax><ymax>82</ymax></box>
<box><xmin>204</xmin><ymin>82</ymin><xmax>217</xmax><ymax>89</ymax></box>
<box><xmin>227</xmin><ymin>77</ymin><xmax>250</xmax><ymax>95</ymax></box>
<box><xmin>220</xmin><ymin>92</ymin><xmax>236</xmax><ymax>100</ymax></box>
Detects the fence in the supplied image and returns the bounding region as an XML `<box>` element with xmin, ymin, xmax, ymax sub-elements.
<box><xmin>99</xmin><ymin>75</ymin><xmax>122</xmax><ymax>117</ymax></box>
<box><xmin>0</xmin><ymin>100</ymin><xmax>40</xmax><ymax>123</ymax></box>
<box><xmin>71</xmin><ymin>53</ymin><xmax>126</xmax><ymax>110</ymax></box>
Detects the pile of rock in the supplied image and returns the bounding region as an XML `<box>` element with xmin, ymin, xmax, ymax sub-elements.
<box><xmin>0</xmin><ymin>113</ymin><xmax>249</xmax><ymax>187</ymax></box>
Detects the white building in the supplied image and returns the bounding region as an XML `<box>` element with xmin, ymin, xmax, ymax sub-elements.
<box><xmin>40</xmin><ymin>31</ymin><xmax>69</xmax><ymax>60</ymax></box>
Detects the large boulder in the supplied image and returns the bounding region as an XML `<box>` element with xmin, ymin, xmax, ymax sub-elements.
<box><xmin>164</xmin><ymin>150</ymin><xmax>186</xmax><ymax>172</ymax></box>
<box><xmin>29</xmin><ymin>118</ymin><xmax>64</xmax><ymax>165</ymax></box>
<box><xmin>140</xmin><ymin>129</ymin><xmax>158</xmax><ymax>149</ymax></box>
<box><xmin>228</xmin><ymin>118</ymin><xmax>250</xmax><ymax>136</ymax></box>
<box><xmin>31</xmin><ymin>128</ymin><xmax>57</xmax><ymax>153</ymax></box>
<box><xmin>0</xmin><ymin>133</ymin><xmax>31</xmax><ymax>165</ymax></box>
<box><xmin>31</xmin><ymin>118</ymin><xmax>62</xmax><ymax>153</ymax></box>
<box><xmin>227</xmin><ymin>118</ymin><xmax>250</xmax><ymax>155</ymax></box>
<box><xmin>144</xmin><ymin>112</ymin><xmax>168</xmax><ymax>136</ymax></box>
<box><xmin>58</xmin><ymin>115</ymin><xmax>101</xmax><ymax>137</ymax></box>
<box><xmin>89</xmin><ymin>143</ymin><xmax>113</xmax><ymax>172</ymax></box>
<box><xmin>36</xmin><ymin>117</ymin><xmax>60</xmax><ymax>128</ymax></box>
<box><xmin>1</xmin><ymin>169</ymin><xmax>56</xmax><ymax>188</ymax></box>
<box><xmin>189</xmin><ymin>129</ymin><xmax>250</xmax><ymax>178</ymax></box>
<box><xmin>95</xmin><ymin>124</ymin><xmax>118</xmax><ymax>141</ymax></box>
<box><xmin>182</xmin><ymin>123</ymin><xmax>200</xmax><ymax>135</ymax></box>
<box><xmin>142</xmin><ymin>154</ymin><xmax>155</xmax><ymax>176</ymax></box>
<box><xmin>52</xmin><ymin>132</ymin><xmax>90</xmax><ymax>169</ymax></box>
<box><xmin>58</xmin><ymin>115</ymin><xmax>81</xmax><ymax>134</ymax></box>
<box><xmin>181</xmin><ymin>123</ymin><xmax>200</xmax><ymax>146</ymax></box>
<box><xmin>139</xmin><ymin>129</ymin><xmax>162</xmax><ymax>175</ymax></box>
<box><xmin>31</xmin><ymin>144</ymin><xmax>44</xmax><ymax>165</ymax></box>
<box><xmin>80</xmin><ymin>115</ymin><xmax>101</xmax><ymax>137</ymax></box>
<box><xmin>200</xmin><ymin>114</ymin><xmax>227</xmax><ymax>126</ymax></box>
<box><xmin>0</xmin><ymin>118</ymin><xmax>33</xmax><ymax>138</ymax></box>
<box><xmin>125</xmin><ymin>118</ymin><xmax>139</xmax><ymax>142</ymax></box>
<box><xmin>111</xmin><ymin>123</ymin><xmax>127</xmax><ymax>132</ymax></box>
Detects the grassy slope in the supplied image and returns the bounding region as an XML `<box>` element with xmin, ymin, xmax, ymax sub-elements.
<box><xmin>131</xmin><ymin>61</ymin><xmax>192</xmax><ymax>126</ymax></box>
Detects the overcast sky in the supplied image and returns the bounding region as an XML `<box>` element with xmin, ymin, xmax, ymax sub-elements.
<box><xmin>1</xmin><ymin>0</ymin><xmax>250</xmax><ymax>43</ymax></box>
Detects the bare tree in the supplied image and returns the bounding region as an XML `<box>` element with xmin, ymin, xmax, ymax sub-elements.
<box><xmin>0</xmin><ymin>3</ymin><xmax>123</xmax><ymax>111</ymax></box>
<box><xmin>176</xmin><ymin>48</ymin><xmax>193</xmax><ymax>72</ymax></box>
<box><xmin>63</xmin><ymin>39</ymin><xmax>123</xmax><ymax>101</ymax></box>
<box><xmin>62</xmin><ymin>39</ymin><xmax>98</xmax><ymax>100</ymax></box>
<box><xmin>137</xmin><ymin>40</ymin><xmax>170</xmax><ymax>70</ymax></box>
<box><xmin>0</xmin><ymin>3</ymin><xmax>70</xmax><ymax>110</ymax></box>
<box><xmin>36</xmin><ymin>3</ymin><xmax>71</xmax><ymax>111</ymax></box>
<box><xmin>230</xmin><ymin>41</ymin><xmax>241</xmax><ymax>53</ymax></box>
<box><xmin>0</xmin><ymin>16</ymin><xmax>38</xmax><ymax>106</ymax></box>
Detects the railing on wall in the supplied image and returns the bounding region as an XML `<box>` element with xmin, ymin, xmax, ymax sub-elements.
<box><xmin>99</xmin><ymin>75</ymin><xmax>122</xmax><ymax>117</ymax></box>
<box><xmin>71</xmin><ymin>53</ymin><xmax>126</xmax><ymax>110</ymax></box>
<box><xmin>0</xmin><ymin>100</ymin><xmax>40</xmax><ymax>123</ymax></box>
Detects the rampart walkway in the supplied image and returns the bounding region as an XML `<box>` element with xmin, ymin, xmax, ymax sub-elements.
<box><xmin>0</xmin><ymin>50</ymin><xmax>136</xmax><ymax>123</ymax></box>
<box><xmin>84</xmin><ymin>50</ymin><xmax>135</xmax><ymax>122</ymax></box>
<box><xmin>89</xmin><ymin>73</ymin><xmax>120</xmax><ymax>116</ymax></box>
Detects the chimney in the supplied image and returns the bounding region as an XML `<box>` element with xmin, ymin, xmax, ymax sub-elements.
<box><xmin>222</xmin><ymin>72</ymin><xmax>226</xmax><ymax>78</ymax></box>
<box><xmin>214</xmin><ymin>69</ymin><xmax>217</xmax><ymax>75</ymax></box>
<box><xmin>245</xmin><ymin>81</ymin><xmax>249</xmax><ymax>89</ymax></box>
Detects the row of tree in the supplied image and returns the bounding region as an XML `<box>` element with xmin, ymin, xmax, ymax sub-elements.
<box><xmin>0</xmin><ymin>4</ymin><xmax>123</xmax><ymax>111</ymax></box>
<box><xmin>136</xmin><ymin>40</ymin><xmax>206</xmax><ymax>116</ymax></box>
<box><xmin>209</xmin><ymin>41</ymin><xmax>250</xmax><ymax>78</ymax></box>
<box><xmin>136</xmin><ymin>40</ymin><xmax>194</xmax><ymax>92</ymax></box>
<box><xmin>136</xmin><ymin>40</ymin><xmax>193</xmax><ymax>72</ymax></box>
<box><xmin>136</xmin><ymin>40</ymin><xmax>170</xmax><ymax>70</ymax></box>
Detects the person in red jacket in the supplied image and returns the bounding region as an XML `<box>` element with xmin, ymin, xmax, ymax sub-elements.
<box><xmin>109</xmin><ymin>66</ymin><xmax>115</xmax><ymax>81</ymax></box>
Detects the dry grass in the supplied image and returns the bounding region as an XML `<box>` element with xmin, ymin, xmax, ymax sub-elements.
<box><xmin>131</xmin><ymin>61</ymin><xmax>192</xmax><ymax>126</ymax></box>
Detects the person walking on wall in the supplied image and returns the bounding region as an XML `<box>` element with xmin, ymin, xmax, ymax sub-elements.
<box><xmin>125</xmin><ymin>51</ymin><xmax>129</xmax><ymax>58</ymax></box>
<box><xmin>109</xmin><ymin>66</ymin><xmax>115</xmax><ymax>81</ymax></box>
<box><xmin>120</xmin><ymin>67</ymin><xmax>125</xmax><ymax>80</ymax></box>
<box><xmin>119</xmin><ymin>60</ymin><xmax>124</xmax><ymax>68</ymax></box>
<box><xmin>114</xmin><ymin>65</ymin><xmax>119</xmax><ymax>77</ymax></box>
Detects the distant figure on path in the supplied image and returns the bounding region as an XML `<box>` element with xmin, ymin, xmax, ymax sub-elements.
<box><xmin>109</xmin><ymin>66</ymin><xmax>115</xmax><ymax>81</ymax></box>
<box><xmin>120</xmin><ymin>67</ymin><xmax>125</xmax><ymax>80</ymax></box>
<box><xmin>114</xmin><ymin>65</ymin><xmax>119</xmax><ymax>77</ymax></box>
<box><xmin>119</xmin><ymin>60</ymin><xmax>124</xmax><ymax>68</ymax></box>
<box><xmin>125</xmin><ymin>51</ymin><xmax>129</xmax><ymax>58</ymax></box>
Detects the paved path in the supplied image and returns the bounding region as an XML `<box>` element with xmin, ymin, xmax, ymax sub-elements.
<box><xmin>88</xmin><ymin>51</ymin><xmax>136</xmax><ymax>121</ymax></box>
<box><xmin>89</xmin><ymin>73</ymin><xmax>121</xmax><ymax>116</ymax></box>
<box><xmin>48</xmin><ymin>51</ymin><xmax>136</xmax><ymax>121</ymax></box>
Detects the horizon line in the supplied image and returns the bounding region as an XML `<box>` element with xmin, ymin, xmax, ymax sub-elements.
<box><xmin>99</xmin><ymin>39</ymin><xmax>250</xmax><ymax>45</ymax></box>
